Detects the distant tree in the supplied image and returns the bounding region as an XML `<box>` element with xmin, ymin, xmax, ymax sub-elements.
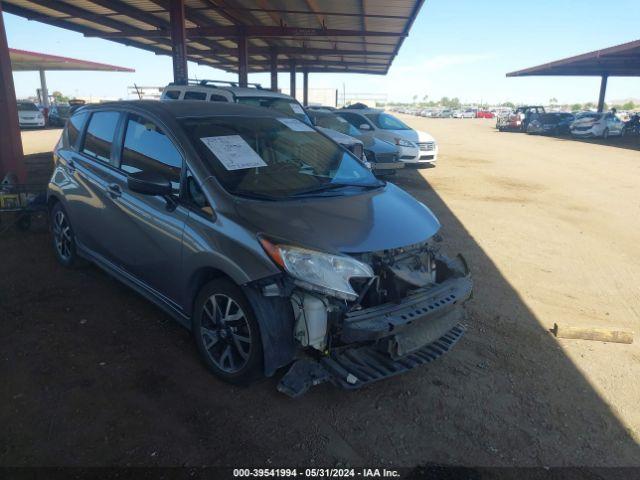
<box><xmin>423</xmin><ymin>94</ymin><xmax>428</xmax><ymax>102</ymax></box>
<box><xmin>501</xmin><ymin>101</ymin><xmax>515</xmax><ymax>108</ymax></box>
<box><xmin>622</xmin><ymin>101</ymin><xmax>635</xmax><ymax>110</ymax></box>
<box><xmin>449</xmin><ymin>97</ymin><xmax>461</xmax><ymax>109</ymax></box>
<box><xmin>412</xmin><ymin>94</ymin><xmax>418</xmax><ymax>103</ymax></box>
<box><xmin>549</xmin><ymin>97</ymin><xmax>558</xmax><ymax>105</ymax></box>
<box><xmin>570</xmin><ymin>103</ymin><xmax>583</xmax><ymax>111</ymax></box>
<box><xmin>583</xmin><ymin>102</ymin><xmax>596</xmax><ymax>110</ymax></box>
<box><xmin>52</xmin><ymin>91</ymin><xmax>70</xmax><ymax>103</ymax></box>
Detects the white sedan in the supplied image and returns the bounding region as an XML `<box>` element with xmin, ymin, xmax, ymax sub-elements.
<box><xmin>18</xmin><ymin>101</ymin><xmax>45</xmax><ymax>128</ymax></box>
<box><xmin>570</xmin><ymin>112</ymin><xmax>625</xmax><ymax>138</ymax></box>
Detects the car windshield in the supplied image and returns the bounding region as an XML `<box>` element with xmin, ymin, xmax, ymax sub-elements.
<box><xmin>364</xmin><ymin>112</ymin><xmax>411</xmax><ymax>130</ymax></box>
<box><xmin>18</xmin><ymin>103</ymin><xmax>39</xmax><ymax>112</ymax></box>
<box><xmin>236</xmin><ymin>97</ymin><xmax>312</xmax><ymax>125</ymax></box>
<box><xmin>180</xmin><ymin>116</ymin><xmax>381</xmax><ymax>199</ymax></box>
<box><xmin>312</xmin><ymin>112</ymin><xmax>361</xmax><ymax>136</ymax></box>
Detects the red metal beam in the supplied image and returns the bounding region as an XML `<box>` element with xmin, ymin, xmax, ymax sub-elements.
<box><xmin>0</xmin><ymin>3</ymin><xmax>26</xmax><ymax>182</ymax></box>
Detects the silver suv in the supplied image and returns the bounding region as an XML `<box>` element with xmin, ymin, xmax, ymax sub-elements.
<box><xmin>48</xmin><ymin>100</ymin><xmax>472</xmax><ymax>397</ymax></box>
<box><xmin>161</xmin><ymin>80</ymin><xmax>366</xmax><ymax>162</ymax></box>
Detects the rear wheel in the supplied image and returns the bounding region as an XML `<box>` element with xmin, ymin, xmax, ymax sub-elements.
<box><xmin>192</xmin><ymin>279</ymin><xmax>263</xmax><ymax>384</ymax></box>
<box><xmin>603</xmin><ymin>128</ymin><xmax>610</xmax><ymax>139</ymax></box>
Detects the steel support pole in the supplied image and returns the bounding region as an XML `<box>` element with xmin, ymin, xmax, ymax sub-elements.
<box><xmin>39</xmin><ymin>69</ymin><xmax>49</xmax><ymax>108</ymax></box>
<box><xmin>597</xmin><ymin>74</ymin><xmax>608</xmax><ymax>112</ymax></box>
<box><xmin>303</xmin><ymin>70</ymin><xmax>309</xmax><ymax>106</ymax></box>
<box><xmin>0</xmin><ymin>3</ymin><xmax>26</xmax><ymax>182</ymax></box>
<box><xmin>169</xmin><ymin>0</ymin><xmax>188</xmax><ymax>84</ymax></box>
<box><xmin>237</xmin><ymin>34</ymin><xmax>248</xmax><ymax>88</ymax></box>
<box><xmin>289</xmin><ymin>60</ymin><xmax>297</xmax><ymax>99</ymax></box>
<box><xmin>270</xmin><ymin>48</ymin><xmax>278</xmax><ymax>92</ymax></box>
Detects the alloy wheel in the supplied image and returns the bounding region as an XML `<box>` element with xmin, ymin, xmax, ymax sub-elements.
<box><xmin>52</xmin><ymin>210</ymin><xmax>73</xmax><ymax>262</ymax></box>
<box><xmin>200</xmin><ymin>294</ymin><xmax>252</xmax><ymax>373</ymax></box>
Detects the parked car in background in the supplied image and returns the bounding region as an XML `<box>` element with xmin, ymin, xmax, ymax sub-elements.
<box><xmin>161</xmin><ymin>80</ymin><xmax>367</xmax><ymax>162</ymax></box>
<box><xmin>48</xmin><ymin>104</ymin><xmax>72</xmax><ymax>127</ymax></box>
<box><xmin>526</xmin><ymin>112</ymin><xmax>575</xmax><ymax>135</ymax></box>
<box><xmin>437</xmin><ymin>109</ymin><xmax>453</xmax><ymax>118</ymax></box>
<box><xmin>452</xmin><ymin>110</ymin><xmax>464</xmax><ymax>119</ymax></box>
<box><xmin>623</xmin><ymin>113</ymin><xmax>640</xmax><ymax>136</ymax></box>
<box><xmin>461</xmin><ymin>109</ymin><xmax>477</xmax><ymax>119</ymax></box>
<box><xmin>17</xmin><ymin>101</ymin><xmax>45</xmax><ymax>128</ymax></box>
<box><xmin>476</xmin><ymin>110</ymin><xmax>495</xmax><ymax>119</ymax></box>
<box><xmin>570</xmin><ymin>112</ymin><xmax>625</xmax><ymax>138</ymax></box>
<box><xmin>497</xmin><ymin>106</ymin><xmax>545</xmax><ymax>132</ymax></box>
<box><xmin>48</xmin><ymin>100</ymin><xmax>472</xmax><ymax>396</ymax></box>
<box><xmin>338</xmin><ymin>108</ymin><xmax>438</xmax><ymax>167</ymax></box>
<box><xmin>307</xmin><ymin>107</ymin><xmax>403</xmax><ymax>175</ymax></box>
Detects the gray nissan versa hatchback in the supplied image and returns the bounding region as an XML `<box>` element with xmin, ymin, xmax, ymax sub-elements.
<box><xmin>48</xmin><ymin>101</ymin><xmax>472</xmax><ymax>397</ymax></box>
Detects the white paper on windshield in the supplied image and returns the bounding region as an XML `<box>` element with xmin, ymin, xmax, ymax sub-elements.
<box><xmin>200</xmin><ymin>135</ymin><xmax>267</xmax><ymax>171</ymax></box>
<box><xmin>277</xmin><ymin>117</ymin><xmax>314</xmax><ymax>132</ymax></box>
<box><xmin>289</xmin><ymin>103</ymin><xmax>306</xmax><ymax>115</ymax></box>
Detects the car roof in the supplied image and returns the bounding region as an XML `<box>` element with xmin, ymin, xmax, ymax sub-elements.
<box><xmin>76</xmin><ymin>100</ymin><xmax>284</xmax><ymax>120</ymax></box>
<box><xmin>339</xmin><ymin>108</ymin><xmax>382</xmax><ymax>114</ymax></box>
<box><xmin>165</xmin><ymin>83</ymin><xmax>294</xmax><ymax>100</ymax></box>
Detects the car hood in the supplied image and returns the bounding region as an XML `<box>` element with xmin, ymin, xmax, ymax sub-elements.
<box><xmin>358</xmin><ymin>134</ymin><xmax>398</xmax><ymax>154</ymax></box>
<box><xmin>232</xmin><ymin>182</ymin><xmax>440</xmax><ymax>254</ymax></box>
<box><xmin>388</xmin><ymin>129</ymin><xmax>435</xmax><ymax>143</ymax></box>
<box><xmin>317</xmin><ymin>127</ymin><xmax>362</xmax><ymax>147</ymax></box>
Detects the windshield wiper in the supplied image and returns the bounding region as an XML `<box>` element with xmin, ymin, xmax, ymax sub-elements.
<box><xmin>233</xmin><ymin>190</ymin><xmax>281</xmax><ymax>201</ymax></box>
<box><xmin>291</xmin><ymin>181</ymin><xmax>384</xmax><ymax>197</ymax></box>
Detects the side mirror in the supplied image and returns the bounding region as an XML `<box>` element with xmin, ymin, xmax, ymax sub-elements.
<box><xmin>127</xmin><ymin>170</ymin><xmax>172</xmax><ymax>196</ymax></box>
<box><xmin>359</xmin><ymin>123</ymin><xmax>371</xmax><ymax>131</ymax></box>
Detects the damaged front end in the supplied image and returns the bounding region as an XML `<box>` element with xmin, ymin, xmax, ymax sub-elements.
<box><xmin>251</xmin><ymin>238</ymin><xmax>472</xmax><ymax>397</ymax></box>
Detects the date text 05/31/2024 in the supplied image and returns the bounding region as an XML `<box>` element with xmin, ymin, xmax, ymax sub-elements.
<box><xmin>233</xmin><ymin>468</ymin><xmax>400</xmax><ymax>478</ymax></box>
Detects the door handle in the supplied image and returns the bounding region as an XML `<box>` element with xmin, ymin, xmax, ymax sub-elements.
<box><xmin>107</xmin><ymin>183</ymin><xmax>122</xmax><ymax>199</ymax></box>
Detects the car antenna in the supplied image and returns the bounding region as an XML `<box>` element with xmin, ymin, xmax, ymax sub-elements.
<box><xmin>133</xmin><ymin>83</ymin><xmax>142</xmax><ymax>100</ymax></box>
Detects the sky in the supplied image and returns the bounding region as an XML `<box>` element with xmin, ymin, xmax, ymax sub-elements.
<box><xmin>6</xmin><ymin>0</ymin><xmax>640</xmax><ymax>105</ymax></box>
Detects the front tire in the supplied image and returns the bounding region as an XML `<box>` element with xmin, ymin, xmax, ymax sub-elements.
<box><xmin>192</xmin><ymin>279</ymin><xmax>263</xmax><ymax>385</ymax></box>
<box><xmin>50</xmin><ymin>202</ymin><xmax>80</xmax><ymax>267</ymax></box>
<box><xmin>603</xmin><ymin>128</ymin><xmax>609</xmax><ymax>139</ymax></box>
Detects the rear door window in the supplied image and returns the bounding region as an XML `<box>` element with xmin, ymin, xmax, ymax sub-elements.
<box><xmin>82</xmin><ymin>111</ymin><xmax>120</xmax><ymax>163</ymax></box>
<box><xmin>120</xmin><ymin>114</ymin><xmax>183</xmax><ymax>192</ymax></box>
<box><xmin>184</xmin><ymin>91</ymin><xmax>207</xmax><ymax>101</ymax></box>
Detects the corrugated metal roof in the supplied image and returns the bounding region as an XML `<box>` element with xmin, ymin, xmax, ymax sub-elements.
<box><xmin>3</xmin><ymin>0</ymin><xmax>424</xmax><ymax>75</ymax></box>
<box><xmin>507</xmin><ymin>39</ymin><xmax>640</xmax><ymax>78</ymax></box>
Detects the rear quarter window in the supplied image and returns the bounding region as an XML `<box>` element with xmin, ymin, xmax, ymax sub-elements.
<box><xmin>82</xmin><ymin>111</ymin><xmax>120</xmax><ymax>163</ymax></box>
<box><xmin>164</xmin><ymin>90</ymin><xmax>181</xmax><ymax>100</ymax></box>
<box><xmin>66</xmin><ymin>112</ymin><xmax>89</xmax><ymax>149</ymax></box>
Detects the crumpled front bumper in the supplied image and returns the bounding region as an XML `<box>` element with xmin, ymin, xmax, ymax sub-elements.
<box><xmin>277</xmin><ymin>257</ymin><xmax>473</xmax><ymax>397</ymax></box>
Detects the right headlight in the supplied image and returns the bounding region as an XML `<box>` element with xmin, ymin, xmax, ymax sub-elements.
<box><xmin>394</xmin><ymin>138</ymin><xmax>415</xmax><ymax>148</ymax></box>
<box><xmin>260</xmin><ymin>238</ymin><xmax>374</xmax><ymax>301</ymax></box>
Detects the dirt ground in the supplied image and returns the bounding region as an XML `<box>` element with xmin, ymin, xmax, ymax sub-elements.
<box><xmin>1</xmin><ymin>119</ymin><xmax>639</xmax><ymax>468</ymax></box>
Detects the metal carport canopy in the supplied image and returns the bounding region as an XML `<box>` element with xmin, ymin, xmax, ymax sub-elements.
<box><xmin>506</xmin><ymin>39</ymin><xmax>640</xmax><ymax>112</ymax></box>
<box><xmin>0</xmin><ymin>0</ymin><xmax>426</xmax><ymax>182</ymax></box>
<box><xmin>2</xmin><ymin>0</ymin><xmax>425</xmax><ymax>76</ymax></box>
<box><xmin>9</xmin><ymin>48</ymin><xmax>135</xmax><ymax>72</ymax></box>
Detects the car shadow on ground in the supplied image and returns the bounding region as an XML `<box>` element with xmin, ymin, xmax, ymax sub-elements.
<box><xmin>496</xmin><ymin>129</ymin><xmax>640</xmax><ymax>152</ymax></box>
<box><xmin>0</xmin><ymin>166</ymin><xmax>639</xmax><ymax>468</ymax></box>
